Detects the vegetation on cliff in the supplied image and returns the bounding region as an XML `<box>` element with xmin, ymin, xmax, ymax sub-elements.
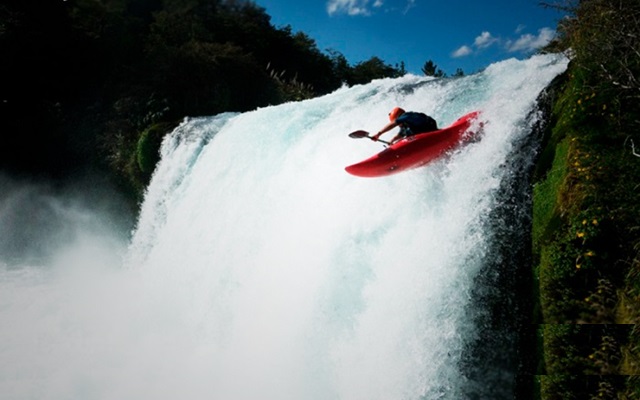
<box><xmin>533</xmin><ymin>0</ymin><xmax>640</xmax><ymax>397</ymax></box>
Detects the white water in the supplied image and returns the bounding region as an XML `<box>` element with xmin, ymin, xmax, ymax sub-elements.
<box><xmin>0</xmin><ymin>54</ymin><xmax>567</xmax><ymax>400</ymax></box>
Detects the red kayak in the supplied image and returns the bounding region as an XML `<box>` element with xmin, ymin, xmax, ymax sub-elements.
<box><xmin>345</xmin><ymin>111</ymin><xmax>483</xmax><ymax>178</ymax></box>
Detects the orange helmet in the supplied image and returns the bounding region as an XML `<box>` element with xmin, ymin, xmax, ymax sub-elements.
<box><xmin>388</xmin><ymin>107</ymin><xmax>405</xmax><ymax>122</ymax></box>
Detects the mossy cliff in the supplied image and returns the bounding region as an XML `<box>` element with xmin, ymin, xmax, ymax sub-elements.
<box><xmin>531</xmin><ymin>62</ymin><xmax>640</xmax><ymax>400</ymax></box>
<box><xmin>527</xmin><ymin>1</ymin><xmax>640</xmax><ymax>396</ymax></box>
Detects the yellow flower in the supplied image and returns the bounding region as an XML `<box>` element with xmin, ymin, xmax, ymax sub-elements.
<box><xmin>577</xmin><ymin>99</ymin><xmax>582</xmax><ymax>105</ymax></box>
<box><xmin>586</xmin><ymin>251</ymin><xmax>595</xmax><ymax>257</ymax></box>
<box><xmin>602</xmin><ymin>104</ymin><xmax>607</xmax><ymax>110</ymax></box>
<box><xmin>576</xmin><ymin>264</ymin><xmax>581</xmax><ymax>269</ymax></box>
<box><xmin>592</xmin><ymin>219</ymin><xmax>598</xmax><ymax>226</ymax></box>
<box><xmin>577</xmin><ymin>232</ymin><xmax>586</xmax><ymax>238</ymax></box>
<box><xmin>582</xmin><ymin>219</ymin><xmax>587</xmax><ymax>225</ymax></box>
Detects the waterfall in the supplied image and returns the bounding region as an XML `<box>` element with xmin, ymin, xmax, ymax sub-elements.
<box><xmin>0</xmin><ymin>54</ymin><xmax>568</xmax><ymax>400</ymax></box>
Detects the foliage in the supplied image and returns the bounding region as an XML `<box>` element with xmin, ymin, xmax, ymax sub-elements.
<box><xmin>532</xmin><ymin>137</ymin><xmax>569</xmax><ymax>251</ymax></box>
<box><xmin>267</xmin><ymin>63</ymin><xmax>315</xmax><ymax>102</ymax></box>
<box><xmin>421</xmin><ymin>59</ymin><xmax>446</xmax><ymax>77</ymax></box>
<box><xmin>0</xmin><ymin>0</ymin><xmax>410</xmax><ymax>195</ymax></box>
<box><xmin>136</xmin><ymin>122</ymin><xmax>173</xmax><ymax>178</ymax></box>
<box><xmin>452</xmin><ymin>68</ymin><xmax>465</xmax><ymax>77</ymax></box>
<box><xmin>540</xmin><ymin>325</ymin><xmax>631</xmax><ymax>400</ymax></box>
<box><xmin>542</xmin><ymin>0</ymin><xmax>640</xmax><ymax>125</ymax></box>
<box><xmin>535</xmin><ymin>63</ymin><xmax>640</xmax><ymax>319</ymax></box>
<box><xmin>570</xmin><ymin>0</ymin><xmax>640</xmax><ymax>98</ymax></box>
<box><xmin>349</xmin><ymin>56</ymin><xmax>404</xmax><ymax>84</ymax></box>
<box><xmin>534</xmin><ymin>1</ymin><xmax>640</xmax><ymax>398</ymax></box>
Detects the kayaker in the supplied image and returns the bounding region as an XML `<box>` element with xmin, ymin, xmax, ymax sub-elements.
<box><xmin>372</xmin><ymin>107</ymin><xmax>438</xmax><ymax>144</ymax></box>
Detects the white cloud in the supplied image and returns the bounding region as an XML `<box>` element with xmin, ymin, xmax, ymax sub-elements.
<box><xmin>327</xmin><ymin>0</ymin><xmax>418</xmax><ymax>16</ymax></box>
<box><xmin>403</xmin><ymin>0</ymin><xmax>416</xmax><ymax>14</ymax></box>
<box><xmin>452</xmin><ymin>26</ymin><xmax>556</xmax><ymax>59</ymax></box>
<box><xmin>452</xmin><ymin>45</ymin><xmax>473</xmax><ymax>58</ymax></box>
<box><xmin>474</xmin><ymin>31</ymin><xmax>498</xmax><ymax>49</ymax></box>
<box><xmin>451</xmin><ymin>31</ymin><xmax>496</xmax><ymax>58</ymax></box>
<box><xmin>507</xmin><ymin>27</ymin><xmax>555</xmax><ymax>52</ymax></box>
<box><xmin>327</xmin><ymin>0</ymin><xmax>375</xmax><ymax>16</ymax></box>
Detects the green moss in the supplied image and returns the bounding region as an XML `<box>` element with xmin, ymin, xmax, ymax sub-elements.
<box><xmin>533</xmin><ymin>138</ymin><xmax>569</xmax><ymax>250</ymax></box>
<box><xmin>107</xmin><ymin>121</ymin><xmax>178</xmax><ymax>203</ymax></box>
<box><xmin>136</xmin><ymin>122</ymin><xmax>171</xmax><ymax>177</ymax></box>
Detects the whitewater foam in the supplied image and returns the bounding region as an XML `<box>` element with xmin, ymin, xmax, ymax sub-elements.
<box><xmin>0</xmin><ymin>54</ymin><xmax>568</xmax><ymax>400</ymax></box>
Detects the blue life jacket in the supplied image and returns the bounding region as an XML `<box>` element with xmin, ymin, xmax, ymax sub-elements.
<box><xmin>396</xmin><ymin>112</ymin><xmax>438</xmax><ymax>137</ymax></box>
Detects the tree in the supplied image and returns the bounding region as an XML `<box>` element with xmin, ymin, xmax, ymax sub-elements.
<box><xmin>453</xmin><ymin>68</ymin><xmax>465</xmax><ymax>77</ymax></box>
<box><xmin>0</xmin><ymin>0</ymin><xmax>423</xmax><ymax>190</ymax></box>
<box><xmin>541</xmin><ymin>0</ymin><xmax>640</xmax><ymax>99</ymax></box>
<box><xmin>421</xmin><ymin>59</ymin><xmax>445</xmax><ymax>77</ymax></box>
<box><xmin>327</xmin><ymin>49</ymin><xmax>351</xmax><ymax>84</ymax></box>
<box><xmin>350</xmin><ymin>56</ymin><xmax>403</xmax><ymax>85</ymax></box>
<box><xmin>396</xmin><ymin>61</ymin><xmax>407</xmax><ymax>76</ymax></box>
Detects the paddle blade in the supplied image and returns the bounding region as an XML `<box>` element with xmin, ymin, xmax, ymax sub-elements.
<box><xmin>348</xmin><ymin>130</ymin><xmax>370</xmax><ymax>139</ymax></box>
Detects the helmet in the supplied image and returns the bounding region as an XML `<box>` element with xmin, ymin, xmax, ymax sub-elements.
<box><xmin>389</xmin><ymin>107</ymin><xmax>405</xmax><ymax>122</ymax></box>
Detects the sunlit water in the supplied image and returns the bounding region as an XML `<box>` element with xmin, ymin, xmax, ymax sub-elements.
<box><xmin>0</xmin><ymin>54</ymin><xmax>567</xmax><ymax>400</ymax></box>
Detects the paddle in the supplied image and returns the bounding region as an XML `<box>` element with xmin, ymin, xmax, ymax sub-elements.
<box><xmin>348</xmin><ymin>130</ymin><xmax>391</xmax><ymax>145</ymax></box>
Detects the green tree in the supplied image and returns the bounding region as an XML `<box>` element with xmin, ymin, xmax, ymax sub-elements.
<box><xmin>421</xmin><ymin>59</ymin><xmax>445</xmax><ymax>77</ymax></box>
<box><xmin>265</xmin><ymin>27</ymin><xmax>341</xmax><ymax>95</ymax></box>
<box><xmin>327</xmin><ymin>49</ymin><xmax>352</xmax><ymax>84</ymax></box>
<box><xmin>542</xmin><ymin>0</ymin><xmax>640</xmax><ymax>104</ymax></box>
<box><xmin>453</xmin><ymin>68</ymin><xmax>465</xmax><ymax>77</ymax></box>
<box><xmin>0</xmin><ymin>0</ymin><xmax>421</xmax><ymax>196</ymax></box>
<box><xmin>350</xmin><ymin>56</ymin><xmax>403</xmax><ymax>85</ymax></box>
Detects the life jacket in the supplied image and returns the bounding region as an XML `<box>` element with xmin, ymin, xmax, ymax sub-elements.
<box><xmin>397</xmin><ymin>112</ymin><xmax>438</xmax><ymax>136</ymax></box>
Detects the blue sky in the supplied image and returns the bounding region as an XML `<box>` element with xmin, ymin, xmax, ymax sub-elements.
<box><xmin>253</xmin><ymin>0</ymin><xmax>565</xmax><ymax>75</ymax></box>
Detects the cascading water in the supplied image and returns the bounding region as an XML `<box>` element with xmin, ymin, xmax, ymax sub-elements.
<box><xmin>0</xmin><ymin>54</ymin><xmax>567</xmax><ymax>400</ymax></box>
